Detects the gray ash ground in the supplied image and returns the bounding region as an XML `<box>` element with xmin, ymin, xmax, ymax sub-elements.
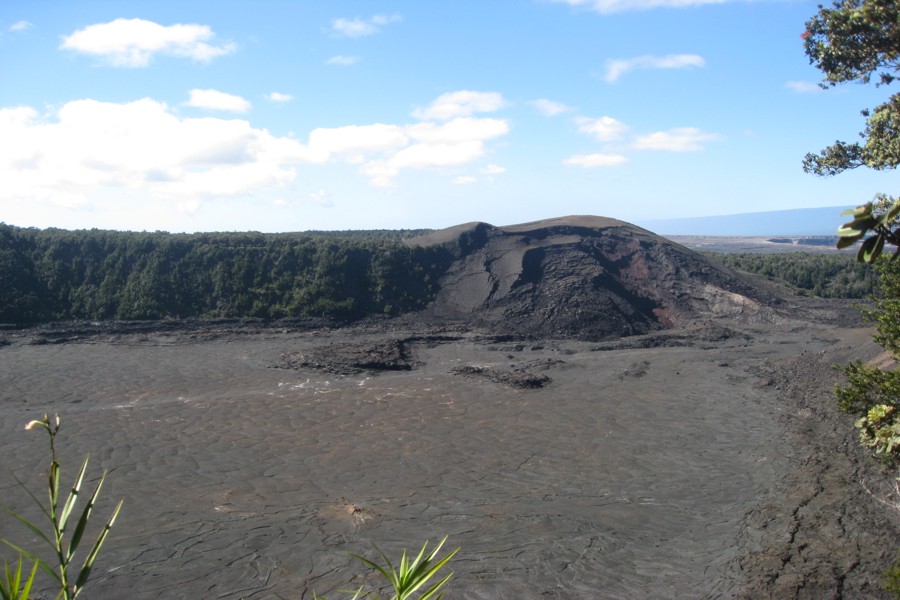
<box><xmin>1</xmin><ymin>310</ymin><xmax>898</xmax><ymax>599</ymax></box>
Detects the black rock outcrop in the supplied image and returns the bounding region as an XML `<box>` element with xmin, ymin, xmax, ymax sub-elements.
<box><xmin>406</xmin><ymin>215</ymin><xmax>781</xmax><ymax>341</ymax></box>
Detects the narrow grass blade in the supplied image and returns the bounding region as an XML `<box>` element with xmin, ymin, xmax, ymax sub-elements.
<box><xmin>0</xmin><ymin>539</ymin><xmax>59</xmax><ymax>584</ymax></box>
<box><xmin>0</xmin><ymin>555</ymin><xmax>38</xmax><ymax>600</ymax></box>
<box><xmin>66</xmin><ymin>469</ymin><xmax>107</xmax><ymax>563</ymax></box>
<box><xmin>59</xmin><ymin>457</ymin><xmax>89</xmax><ymax>535</ymax></box>
<box><xmin>72</xmin><ymin>498</ymin><xmax>123</xmax><ymax>596</ymax></box>
<box><xmin>0</xmin><ymin>505</ymin><xmax>53</xmax><ymax>549</ymax></box>
<box><xmin>417</xmin><ymin>571</ymin><xmax>454</xmax><ymax>600</ymax></box>
<box><xmin>5</xmin><ymin>468</ymin><xmax>53</xmax><ymax>522</ymax></box>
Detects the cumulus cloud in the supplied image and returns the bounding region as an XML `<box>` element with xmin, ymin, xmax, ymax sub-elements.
<box><xmin>481</xmin><ymin>164</ymin><xmax>506</xmax><ymax>175</ymax></box>
<box><xmin>785</xmin><ymin>80</ymin><xmax>821</xmax><ymax>94</ymax></box>
<box><xmin>184</xmin><ymin>89</ymin><xmax>251</xmax><ymax>113</ymax></box>
<box><xmin>308</xmin><ymin>113</ymin><xmax>509</xmax><ymax>187</ymax></box>
<box><xmin>413</xmin><ymin>90</ymin><xmax>507</xmax><ymax>121</ymax></box>
<box><xmin>331</xmin><ymin>14</ymin><xmax>401</xmax><ymax>38</ymax></box>
<box><xmin>550</xmin><ymin>0</ymin><xmax>729</xmax><ymax>14</ymax></box>
<box><xmin>452</xmin><ymin>175</ymin><xmax>478</xmax><ymax>185</ymax></box>
<box><xmin>266</xmin><ymin>92</ymin><xmax>294</xmax><ymax>103</ymax></box>
<box><xmin>531</xmin><ymin>99</ymin><xmax>574</xmax><ymax>117</ymax></box>
<box><xmin>0</xmin><ymin>90</ymin><xmax>510</xmax><ymax>210</ymax></box>
<box><xmin>563</xmin><ymin>153</ymin><xmax>628</xmax><ymax>167</ymax></box>
<box><xmin>60</xmin><ymin>18</ymin><xmax>235</xmax><ymax>67</ymax></box>
<box><xmin>0</xmin><ymin>99</ymin><xmax>323</xmax><ymax>213</ymax></box>
<box><xmin>604</xmin><ymin>54</ymin><xmax>705</xmax><ymax>83</ymax></box>
<box><xmin>576</xmin><ymin>116</ymin><xmax>629</xmax><ymax>142</ymax></box>
<box><xmin>308</xmin><ymin>123</ymin><xmax>409</xmax><ymax>162</ymax></box>
<box><xmin>326</xmin><ymin>55</ymin><xmax>359</xmax><ymax>66</ymax></box>
<box><xmin>9</xmin><ymin>21</ymin><xmax>33</xmax><ymax>32</ymax></box>
<box><xmin>632</xmin><ymin>127</ymin><xmax>721</xmax><ymax>151</ymax></box>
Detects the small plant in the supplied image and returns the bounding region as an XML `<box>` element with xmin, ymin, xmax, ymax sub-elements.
<box><xmin>313</xmin><ymin>536</ymin><xmax>458</xmax><ymax>600</ymax></box>
<box><xmin>885</xmin><ymin>548</ymin><xmax>900</xmax><ymax>599</ymax></box>
<box><xmin>0</xmin><ymin>553</ymin><xmax>38</xmax><ymax>600</ymax></box>
<box><xmin>0</xmin><ymin>413</ymin><xmax>123</xmax><ymax>600</ymax></box>
<box><xmin>856</xmin><ymin>404</ymin><xmax>900</xmax><ymax>464</ymax></box>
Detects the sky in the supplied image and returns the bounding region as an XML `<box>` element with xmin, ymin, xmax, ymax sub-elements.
<box><xmin>2</xmin><ymin>0</ymin><xmax>899</xmax><ymax>233</ymax></box>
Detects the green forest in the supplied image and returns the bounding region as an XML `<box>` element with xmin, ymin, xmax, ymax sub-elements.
<box><xmin>705</xmin><ymin>251</ymin><xmax>878</xmax><ymax>299</ymax></box>
<box><xmin>0</xmin><ymin>223</ymin><xmax>452</xmax><ymax>324</ymax></box>
<box><xmin>0</xmin><ymin>222</ymin><xmax>879</xmax><ymax>325</ymax></box>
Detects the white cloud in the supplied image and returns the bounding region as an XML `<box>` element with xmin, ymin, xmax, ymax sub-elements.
<box><xmin>308</xmin><ymin>123</ymin><xmax>409</xmax><ymax>161</ymax></box>
<box><xmin>413</xmin><ymin>91</ymin><xmax>507</xmax><ymax>121</ymax></box>
<box><xmin>60</xmin><ymin>18</ymin><xmax>235</xmax><ymax>67</ymax></box>
<box><xmin>785</xmin><ymin>80</ymin><xmax>821</xmax><ymax>94</ymax></box>
<box><xmin>266</xmin><ymin>92</ymin><xmax>294</xmax><ymax>103</ymax></box>
<box><xmin>369</xmin><ymin>117</ymin><xmax>509</xmax><ymax>185</ymax></box>
<box><xmin>531</xmin><ymin>99</ymin><xmax>574</xmax><ymax>116</ymax></box>
<box><xmin>576</xmin><ymin>116</ymin><xmax>629</xmax><ymax>142</ymax></box>
<box><xmin>632</xmin><ymin>127</ymin><xmax>721</xmax><ymax>151</ymax></box>
<box><xmin>481</xmin><ymin>164</ymin><xmax>506</xmax><ymax>175</ymax></box>
<box><xmin>0</xmin><ymin>90</ymin><xmax>511</xmax><ymax>211</ymax></box>
<box><xmin>452</xmin><ymin>176</ymin><xmax>478</xmax><ymax>185</ymax></box>
<box><xmin>326</xmin><ymin>55</ymin><xmax>359</xmax><ymax>66</ymax></box>
<box><xmin>604</xmin><ymin>54</ymin><xmax>705</xmax><ymax>83</ymax></box>
<box><xmin>184</xmin><ymin>89</ymin><xmax>251</xmax><ymax>113</ymax></box>
<box><xmin>331</xmin><ymin>14</ymin><xmax>401</xmax><ymax>38</ymax></box>
<box><xmin>9</xmin><ymin>21</ymin><xmax>33</xmax><ymax>32</ymax></box>
<box><xmin>551</xmin><ymin>0</ymin><xmax>729</xmax><ymax>14</ymax></box>
<box><xmin>563</xmin><ymin>153</ymin><xmax>628</xmax><ymax>167</ymax></box>
<box><xmin>0</xmin><ymin>99</ymin><xmax>324</xmax><ymax>213</ymax></box>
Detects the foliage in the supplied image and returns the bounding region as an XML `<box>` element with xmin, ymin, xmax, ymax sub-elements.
<box><xmin>314</xmin><ymin>537</ymin><xmax>458</xmax><ymax>600</ymax></box>
<box><xmin>0</xmin><ymin>224</ymin><xmax>452</xmax><ymax>324</ymax></box>
<box><xmin>835</xmin><ymin>258</ymin><xmax>900</xmax><ymax>467</ymax></box>
<box><xmin>806</xmin><ymin>4</ymin><xmax>900</xmax><ymax>588</ymax></box>
<box><xmin>886</xmin><ymin>550</ymin><xmax>900</xmax><ymax>598</ymax></box>
<box><xmin>0</xmin><ymin>414</ymin><xmax>123</xmax><ymax>600</ymax></box>
<box><xmin>836</xmin><ymin>196</ymin><xmax>900</xmax><ymax>262</ymax></box>
<box><xmin>706</xmin><ymin>251</ymin><xmax>877</xmax><ymax>298</ymax></box>
<box><xmin>0</xmin><ymin>553</ymin><xmax>37</xmax><ymax>600</ymax></box>
<box><xmin>801</xmin><ymin>0</ymin><xmax>900</xmax><ymax>262</ymax></box>
<box><xmin>803</xmin><ymin>0</ymin><xmax>900</xmax><ymax>177</ymax></box>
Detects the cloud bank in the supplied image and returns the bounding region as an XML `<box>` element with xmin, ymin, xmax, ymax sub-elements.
<box><xmin>0</xmin><ymin>90</ymin><xmax>510</xmax><ymax>213</ymax></box>
<box><xmin>60</xmin><ymin>18</ymin><xmax>236</xmax><ymax>67</ymax></box>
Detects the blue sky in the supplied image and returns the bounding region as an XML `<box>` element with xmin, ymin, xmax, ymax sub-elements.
<box><xmin>1</xmin><ymin>0</ymin><xmax>898</xmax><ymax>233</ymax></box>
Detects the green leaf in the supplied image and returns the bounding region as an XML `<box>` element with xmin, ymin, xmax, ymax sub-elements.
<box><xmin>857</xmin><ymin>234</ymin><xmax>886</xmax><ymax>263</ymax></box>
<box><xmin>67</xmin><ymin>469</ymin><xmax>108</xmax><ymax>562</ymax></box>
<box><xmin>59</xmin><ymin>456</ymin><xmax>89</xmax><ymax>535</ymax></box>
<box><xmin>0</xmin><ymin>540</ymin><xmax>59</xmax><ymax>585</ymax></box>
<box><xmin>841</xmin><ymin>202</ymin><xmax>874</xmax><ymax>217</ymax></box>
<box><xmin>837</xmin><ymin>233</ymin><xmax>864</xmax><ymax>248</ymax></box>
<box><xmin>881</xmin><ymin>200</ymin><xmax>900</xmax><ymax>225</ymax></box>
<box><xmin>73</xmin><ymin>498</ymin><xmax>123</xmax><ymax>598</ymax></box>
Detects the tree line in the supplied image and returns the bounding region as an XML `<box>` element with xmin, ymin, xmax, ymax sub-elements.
<box><xmin>0</xmin><ymin>223</ymin><xmax>452</xmax><ymax>324</ymax></box>
<box><xmin>705</xmin><ymin>251</ymin><xmax>878</xmax><ymax>299</ymax></box>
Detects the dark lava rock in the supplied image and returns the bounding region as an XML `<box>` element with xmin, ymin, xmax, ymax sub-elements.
<box><xmin>406</xmin><ymin>215</ymin><xmax>782</xmax><ymax>341</ymax></box>
<box><xmin>451</xmin><ymin>365</ymin><xmax>551</xmax><ymax>388</ymax></box>
<box><xmin>279</xmin><ymin>339</ymin><xmax>412</xmax><ymax>375</ymax></box>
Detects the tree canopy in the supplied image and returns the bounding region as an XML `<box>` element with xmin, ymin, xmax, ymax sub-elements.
<box><xmin>803</xmin><ymin>0</ymin><xmax>900</xmax><ymax>177</ymax></box>
<box><xmin>802</xmin><ymin>1</ymin><xmax>900</xmax><ymax>262</ymax></box>
<box><xmin>0</xmin><ymin>224</ymin><xmax>452</xmax><ymax>324</ymax></box>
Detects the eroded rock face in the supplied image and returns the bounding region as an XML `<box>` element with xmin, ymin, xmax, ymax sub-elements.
<box><xmin>407</xmin><ymin>215</ymin><xmax>781</xmax><ymax>341</ymax></box>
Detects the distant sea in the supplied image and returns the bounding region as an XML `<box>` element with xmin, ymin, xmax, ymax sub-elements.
<box><xmin>635</xmin><ymin>206</ymin><xmax>854</xmax><ymax>237</ymax></box>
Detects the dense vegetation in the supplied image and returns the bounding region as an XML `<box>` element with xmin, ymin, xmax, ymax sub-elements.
<box><xmin>705</xmin><ymin>251</ymin><xmax>878</xmax><ymax>298</ymax></box>
<box><xmin>0</xmin><ymin>223</ymin><xmax>451</xmax><ymax>324</ymax></box>
<box><xmin>803</xmin><ymin>0</ymin><xmax>900</xmax><ymax>594</ymax></box>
